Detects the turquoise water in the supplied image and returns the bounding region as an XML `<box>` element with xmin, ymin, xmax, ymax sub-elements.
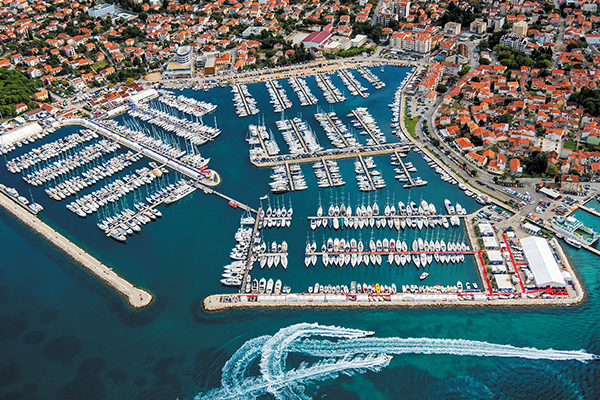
<box><xmin>0</xmin><ymin>67</ymin><xmax>599</xmax><ymax>399</ymax></box>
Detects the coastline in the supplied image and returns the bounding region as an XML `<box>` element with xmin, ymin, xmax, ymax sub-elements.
<box><xmin>0</xmin><ymin>191</ymin><xmax>153</xmax><ymax>308</ymax></box>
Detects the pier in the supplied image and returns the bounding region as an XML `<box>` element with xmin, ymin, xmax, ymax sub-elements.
<box><xmin>234</xmin><ymin>84</ymin><xmax>252</xmax><ymax>116</ymax></box>
<box><xmin>289</xmin><ymin>77</ymin><xmax>316</xmax><ymax>106</ymax></box>
<box><xmin>350</xmin><ymin>109</ymin><xmax>380</xmax><ymax>144</ymax></box>
<box><xmin>320</xmin><ymin>157</ymin><xmax>334</xmax><ymax>187</ymax></box>
<box><xmin>394</xmin><ymin>150</ymin><xmax>415</xmax><ymax>187</ymax></box>
<box><xmin>338</xmin><ymin>69</ymin><xmax>368</xmax><ymax>98</ymax></box>
<box><xmin>321</xmin><ymin>113</ymin><xmax>350</xmax><ymax>147</ymax></box>
<box><xmin>357</xmin><ymin>155</ymin><xmax>375</xmax><ymax>191</ymax></box>
<box><xmin>266</xmin><ymin>80</ymin><xmax>289</xmax><ymax>111</ymax></box>
<box><xmin>579</xmin><ymin>205</ymin><xmax>600</xmax><ymax>219</ymax></box>
<box><xmin>60</xmin><ymin>119</ymin><xmax>207</xmax><ymax>181</ymax></box>
<box><xmin>284</xmin><ymin>162</ymin><xmax>295</xmax><ymax>191</ymax></box>
<box><xmin>239</xmin><ymin>210</ymin><xmax>262</xmax><ymax>288</ymax></box>
<box><xmin>0</xmin><ymin>190</ymin><xmax>152</xmax><ymax>308</ymax></box>
<box><xmin>288</xmin><ymin>118</ymin><xmax>310</xmax><ymax>153</ymax></box>
<box><xmin>193</xmin><ymin>181</ymin><xmax>257</xmax><ymax>214</ymax></box>
<box><xmin>251</xmin><ymin>142</ymin><xmax>414</xmax><ymax>168</ymax></box>
<box><xmin>316</xmin><ymin>73</ymin><xmax>342</xmax><ymax>103</ymax></box>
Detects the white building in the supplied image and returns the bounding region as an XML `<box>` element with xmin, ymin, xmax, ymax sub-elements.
<box><xmin>88</xmin><ymin>3</ymin><xmax>115</xmax><ymax>18</ymax></box>
<box><xmin>520</xmin><ymin>237</ymin><xmax>566</xmax><ymax>288</ymax></box>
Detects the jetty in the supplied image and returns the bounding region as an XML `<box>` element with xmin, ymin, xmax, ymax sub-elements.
<box><xmin>59</xmin><ymin>119</ymin><xmax>207</xmax><ymax>181</ymax></box>
<box><xmin>193</xmin><ymin>181</ymin><xmax>257</xmax><ymax>213</ymax></box>
<box><xmin>350</xmin><ymin>109</ymin><xmax>380</xmax><ymax>144</ymax></box>
<box><xmin>251</xmin><ymin>142</ymin><xmax>414</xmax><ymax>168</ymax></box>
<box><xmin>0</xmin><ymin>190</ymin><xmax>152</xmax><ymax>308</ymax></box>
<box><xmin>320</xmin><ymin>157</ymin><xmax>334</xmax><ymax>187</ymax></box>
<box><xmin>357</xmin><ymin>155</ymin><xmax>376</xmax><ymax>191</ymax></box>
<box><xmin>394</xmin><ymin>150</ymin><xmax>415</xmax><ymax>187</ymax></box>
<box><xmin>338</xmin><ymin>69</ymin><xmax>368</xmax><ymax>98</ymax></box>
<box><xmin>321</xmin><ymin>113</ymin><xmax>350</xmax><ymax>147</ymax></box>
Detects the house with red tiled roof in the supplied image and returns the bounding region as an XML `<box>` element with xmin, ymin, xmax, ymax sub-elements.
<box><xmin>466</xmin><ymin>151</ymin><xmax>488</xmax><ymax>167</ymax></box>
<box><xmin>509</xmin><ymin>158</ymin><xmax>522</xmax><ymax>177</ymax></box>
<box><xmin>455</xmin><ymin>137</ymin><xmax>474</xmax><ymax>153</ymax></box>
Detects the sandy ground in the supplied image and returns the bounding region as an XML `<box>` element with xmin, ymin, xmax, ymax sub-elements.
<box><xmin>145</xmin><ymin>72</ymin><xmax>162</xmax><ymax>82</ymax></box>
<box><xmin>0</xmin><ymin>192</ymin><xmax>153</xmax><ymax>308</ymax></box>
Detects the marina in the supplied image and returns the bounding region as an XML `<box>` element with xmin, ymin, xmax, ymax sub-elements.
<box><xmin>2</xmin><ymin>56</ymin><xmax>599</xmax><ymax>400</ymax></box>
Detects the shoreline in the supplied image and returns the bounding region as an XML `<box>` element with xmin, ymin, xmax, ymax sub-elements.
<box><xmin>0</xmin><ymin>191</ymin><xmax>153</xmax><ymax>308</ymax></box>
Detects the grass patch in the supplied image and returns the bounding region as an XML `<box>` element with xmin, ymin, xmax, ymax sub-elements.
<box><xmin>91</xmin><ymin>61</ymin><xmax>108</xmax><ymax>71</ymax></box>
<box><xmin>563</xmin><ymin>139</ymin><xmax>577</xmax><ymax>150</ymax></box>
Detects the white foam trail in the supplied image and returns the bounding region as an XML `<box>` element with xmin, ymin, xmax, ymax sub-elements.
<box><xmin>193</xmin><ymin>323</ymin><xmax>597</xmax><ymax>400</ymax></box>
<box><xmin>291</xmin><ymin>337</ymin><xmax>598</xmax><ymax>363</ymax></box>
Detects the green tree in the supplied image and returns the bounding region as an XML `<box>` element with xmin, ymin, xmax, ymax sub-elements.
<box><xmin>546</xmin><ymin>164</ymin><xmax>558</xmax><ymax>176</ymax></box>
<box><xmin>436</xmin><ymin>83</ymin><xmax>448</xmax><ymax>93</ymax></box>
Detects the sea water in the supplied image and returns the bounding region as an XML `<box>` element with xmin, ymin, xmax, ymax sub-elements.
<box><xmin>0</xmin><ymin>67</ymin><xmax>599</xmax><ymax>400</ymax></box>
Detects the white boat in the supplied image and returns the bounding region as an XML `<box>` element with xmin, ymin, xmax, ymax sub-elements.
<box><xmin>419</xmin><ymin>272</ymin><xmax>429</xmax><ymax>280</ymax></box>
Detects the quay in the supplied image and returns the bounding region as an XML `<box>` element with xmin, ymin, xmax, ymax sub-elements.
<box><xmin>306</xmin><ymin>214</ymin><xmax>466</xmax><ymax>220</ymax></box>
<box><xmin>338</xmin><ymin>69</ymin><xmax>368</xmax><ymax>98</ymax></box>
<box><xmin>394</xmin><ymin>150</ymin><xmax>415</xmax><ymax>187</ymax></box>
<box><xmin>0</xmin><ymin>190</ymin><xmax>152</xmax><ymax>308</ymax></box>
<box><xmin>203</xmin><ymin>288</ymin><xmax>583</xmax><ymax>310</ymax></box>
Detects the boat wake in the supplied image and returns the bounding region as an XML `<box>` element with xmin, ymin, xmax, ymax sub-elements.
<box><xmin>193</xmin><ymin>323</ymin><xmax>597</xmax><ymax>400</ymax></box>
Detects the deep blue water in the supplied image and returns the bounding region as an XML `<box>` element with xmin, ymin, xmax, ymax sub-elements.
<box><xmin>0</xmin><ymin>67</ymin><xmax>599</xmax><ymax>400</ymax></box>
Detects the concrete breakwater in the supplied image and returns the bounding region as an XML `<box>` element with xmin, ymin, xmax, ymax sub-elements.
<box><xmin>0</xmin><ymin>191</ymin><xmax>152</xmax><ymax>308</ymax></box>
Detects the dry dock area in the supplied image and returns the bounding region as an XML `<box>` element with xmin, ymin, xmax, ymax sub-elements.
<box><xmin>0</xmin><ymin>191</ymin><xmax>152</xmax><ymax>308</ymax></box>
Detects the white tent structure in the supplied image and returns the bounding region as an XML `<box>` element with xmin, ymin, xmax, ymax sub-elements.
<box><xmin>520</xmin><ymin>237</ymin><xmax>565</xmax><ymax>288</ymax></box>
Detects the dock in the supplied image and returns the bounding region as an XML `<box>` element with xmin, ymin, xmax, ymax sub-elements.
<box><xmin>284</xmin><ymin>162</ymin><xmax>295</xmax><ymax>191</ymax></box>
<box><xmin>321</xmin><ymin>113</ymin><xmax>350</xmax><ymax>147</ymax></box>
<box><xmin>251</xmin><ymin>142</ymin><xmax>413</xmax><ymax>168</ymax></box>
<box><xmin>193</xmin><ymin>181</ymin><xmax>258</xmax><ymax>214</ymax></box>
<box><xmin>351</xmin><ymin>109</ymin><xmax>380</xmax><ymax>144</ymax></box>
<box><xmin>289</xmin><ymin>77</ymin><xmax>316</xmax><ymax>106</ymax></box>
<box><xmin>357</xmin><ymin>155</ymin><xmax>375</xmax><ymax>191</ymax></box>
<box><xmin>524</xmin><ymin>215</ymin><xmax>600</xmax><ymax>257</ymax></box>
<box><xmin>338</xmin><ymin>69</ymin><xmax>368</xmax><ymax>98</ymax></box>
<box><xmin>394</xmin><ymin>150</ymin><xmax>415</xmax><ymax>187</ymax></box>
<box><xmin>0</xmin><ymin>190</ymin><xmax>152</xmax><ymax>308</ymax></box>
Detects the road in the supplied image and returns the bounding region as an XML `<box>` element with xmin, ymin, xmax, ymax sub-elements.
<box><xmin>551</xmin><ymin>0</ymin><xmax>565</xmax><ymax>69</ymax></box>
